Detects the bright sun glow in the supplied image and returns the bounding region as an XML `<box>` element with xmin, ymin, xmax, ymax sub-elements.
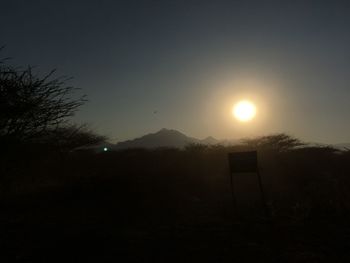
<box><xmin>233</xmin><ymin>100</ymin><xmax>256</xmax><ymax>122</ymax></box>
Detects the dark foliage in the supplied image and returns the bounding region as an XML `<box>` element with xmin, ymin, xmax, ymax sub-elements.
<box><xmin>4</xmin><ymin>133</ymin><xmax>350</xmax><ymax>219</ymax></box>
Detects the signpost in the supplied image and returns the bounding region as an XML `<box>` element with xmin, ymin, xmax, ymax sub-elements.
<box><xmin>228</xmin><ymin>151</ymin><xmax>258</xmax><ymax>173</ymax></box>
<box><xmin>228</xmin><ymin>151</ymin><xmax>268</xmax><ymax>218</ymax></box>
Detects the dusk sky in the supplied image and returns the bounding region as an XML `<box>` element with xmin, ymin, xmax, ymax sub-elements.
<box><xmin>2</xmin><ymin>0</ymin><xmax>350</xmax><ymax>143</ymax></box>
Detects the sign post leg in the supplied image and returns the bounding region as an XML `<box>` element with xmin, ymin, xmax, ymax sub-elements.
<box><xmin>257</xmin><ymin>170</ymin><xmax>269</xmax><ymax>219</ymax></box>
<box><xmin>229</xmin><ymin>172</ymin><xmax>239</xmax><ymax>218</ymax></box>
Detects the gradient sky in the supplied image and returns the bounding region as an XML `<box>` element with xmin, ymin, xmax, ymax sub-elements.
<box><xmin>1</xmin><ymin>0</ymin><xmax>350</xmax><ymax>143</ymax></box>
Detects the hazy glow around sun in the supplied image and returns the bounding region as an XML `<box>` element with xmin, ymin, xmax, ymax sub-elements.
<box><xmin>233</xmin><ymin>100</ymin><xmax>256</xmax><ymax>122</ymax></box>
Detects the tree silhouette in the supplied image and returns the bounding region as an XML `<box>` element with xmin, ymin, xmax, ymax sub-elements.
<box><xmin>0</xmin><ymin>50</ymin><xmax>106</xmax><ymax>186</ymax></box>
<box><xmin>0</xmin><ymin>51</ymin><xmax>105</xmax><ymax>153</ymax></box>
<box><xmin>0</xmin><ymin>67</ymin><xmax>85</xmax><ymax>142</ymax></box>
<box><xmin>241</xmin><ymin>133</ymin><xmax>304</xmax><ymax>153</ymax></box>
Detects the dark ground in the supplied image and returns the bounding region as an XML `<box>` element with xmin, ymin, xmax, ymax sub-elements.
<box><xmin>1</xmin><ymin>145</ymin><xmax>350</xmax><ymax>262</ymax></box>
<box><xmin>1</xmin><ymin>177</ymin><xmax>350</xmax><ymax>263</ymax></box>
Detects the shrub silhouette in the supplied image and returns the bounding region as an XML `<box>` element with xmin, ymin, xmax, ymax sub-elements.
<box><xmin>5</xmin><ymin>133</ymin><xmax>348</xmax><ymax>222</ymax></box>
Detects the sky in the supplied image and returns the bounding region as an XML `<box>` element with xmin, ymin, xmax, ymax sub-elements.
<box><xmin>1</xmin><ymin>0</ymin><xmax>350</xmax><ymax>143</ymax></box>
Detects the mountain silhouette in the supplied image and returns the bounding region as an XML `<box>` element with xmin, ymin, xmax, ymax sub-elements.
<box><xmin>76</xmin><ymin>129</ymin><xmax>350</xmax><ymax>152</ymax></box>
<box><xmin>113</xmin><ymin>128</ymin><xmax>219</xmax><ymax>150</ymax></box>
<box><xmin>334</xmin><ymin>143</ymin><xmax>350</xmax><ymax>150</ymax></box>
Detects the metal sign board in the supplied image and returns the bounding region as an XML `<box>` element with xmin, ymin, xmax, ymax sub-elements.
<box><xmin>228</xmin><ymin>151</ymin><xmax>258</xmax><ymax>173</ymax></box>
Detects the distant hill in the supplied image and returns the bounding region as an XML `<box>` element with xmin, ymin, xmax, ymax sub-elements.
<box><xmin>334</xmin><ymin>143</ymin><xmax>350</xmax><ymax>151</ymax></box>
<box><xmin>113</xmin><ymin>128</ymin><xmax>220</xmax><ymax>150</ymax></box>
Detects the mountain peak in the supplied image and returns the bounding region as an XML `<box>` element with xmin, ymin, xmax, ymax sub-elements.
<box><xmin>114</xmin><ymin>128</ymin><xmax>196</xmax><ymax>150</ymax></box>
<box><xmin>158</xmin><ymin>128</ymin><xmax>176</xmax><ymax>133</ymax></box>
<box><xmin>201</xmin><ymin>136</ymin><xmax>219</xmax><ymax>145</ymax></box>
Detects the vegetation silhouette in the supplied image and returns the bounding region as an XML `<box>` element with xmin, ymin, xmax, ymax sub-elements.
<box><xmin>2</xmin><ymin>132</ymin><xmax>350</xmax><ymax>261</ymax></box>
<box><xmin>0</xmin><ymin>50</ymin><xmax>105</xmax><ymax>190</ymax></box>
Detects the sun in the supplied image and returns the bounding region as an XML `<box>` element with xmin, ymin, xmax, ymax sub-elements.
<box><xmin>232</xmin><ymin>100</ymin><xmax>256</xmax><ymax>122</ymax></box>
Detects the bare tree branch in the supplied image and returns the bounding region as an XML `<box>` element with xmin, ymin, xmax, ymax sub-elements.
<box><xmin>0</xmin><ymin>55</ymin><xmax>86</xmax><ymax>143</ymax></box>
